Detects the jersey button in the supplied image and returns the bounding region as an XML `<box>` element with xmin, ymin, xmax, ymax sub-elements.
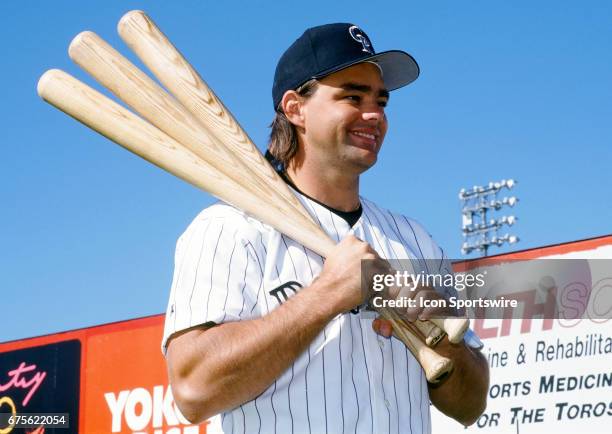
<box><xmin>384</xmin><ymin>399</ymin><xmax>391</xmax><ymax>408</ymax></box>
<box><xmin>378</xmin><ymin>339</ymin><xmax>385</xmax><ymax>349</ymax></box>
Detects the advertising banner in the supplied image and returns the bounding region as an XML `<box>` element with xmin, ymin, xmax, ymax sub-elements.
<box><xmin>82</xmin><ymin>320</ymin><xmax>208</xmax><ymax>434</ymax></box>
<box><xmin>0</xmin><ymin>340</ymin><xmax>81</xmax><ymax>434</ymax></box>
<box><xmin>431</xmin><ymin>238</ymin><xmax>612</xmax><ymax>434</ymax></box>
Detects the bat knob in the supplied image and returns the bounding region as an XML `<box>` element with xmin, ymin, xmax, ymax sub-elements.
<box><xmin>425</xmin><ymin>357</ymin><xmax>454</xmax><ymax>384</ymax></box>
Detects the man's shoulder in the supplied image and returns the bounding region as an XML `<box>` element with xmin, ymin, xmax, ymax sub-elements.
<box><xmin>193</xmin><ymin>200</ymin><xmax>252</xmax><ymax>222</ymax></box>
<box><xmin>180</xmin><ymin>201</ymin><xmax>268</xmax><ymax>243</ymax></box>
<box><xmin>360</xmin><ymin>197</ymin><xmax>442</xmax><ymax>258</ymax></box>
<box><xmin>360</xmin><ymin>197</ymin><xmax>428</xmax><ymax>234</ymax></box>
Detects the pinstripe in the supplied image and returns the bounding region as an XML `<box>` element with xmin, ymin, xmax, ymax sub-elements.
<box><xmin>303</xmin><ymin>199</ymin><xmax>323</xmax><ymax>228</ymax></box>
<box><xmin>356</xmin><ymin>317</ymin><xmax>374</xmax><ymax>433</ymax></box>
<box><xmin>351</xmin><ymin>220</ymin><xmax>376</xmax><ymax>433</ymax></box>
<box><xmin>402</xmin><ymin>215</ymin><xmax>429</xmax><ymax>273</ymax></box>
<box><xmin>258</xmin><ymin>237</ymin><xmax>271</xmax><ymax>314</ymax></box>
<box><xmin>302</xmin><ymin>246</ymin><xmax>316</xmax><ymax>434</ymax></box>
<box><xmin>405</xmin><ymin>347</ymin><xmax>415</xmax><ymax>434</ymax></box>
<box><xmin>322</xmin><ymin>324</ymin><xmax>329</xmax><ymax>434</ymax></box>
<box><xmin>438</xmin><ymin>247</ymin><xmax>445</xmax><ymax>272</ymax></box>
<box><xmin>270</xmin><ymin>381</ymin><xmax>278</xmax><ymax>434</ymax></box>
<box><xmin>235</xmin><ymin>248</ymin><xmax>250</xmax><ymax>434</ymax></box>
<box><xmin>377</xmin><ymin>341</ymin><xmax>391</xmax><ymax>433</ymax></box>
<box><xmin>389</xmin><ymin>340</ymin><xmax>400</xmax><ymax>434</ymax></box>
<box><xmin>248</xmin><ymin>246</ymin><xmax>265</xmax><ymax>316</ymax></box>
<box><xmin>238</xmin><ymin>247</ymin><xmax>250</xmax><ymax>318</ymax></box>
<box><xmin>418</xmin><ymin>360</ymin><xmax>425</xmax><ymax>432</ymax></box>
<box><xmin>349</xmin><ymin>316</ymin><xmax>360</xmax><ymax>434</ymax></box>
<box><xmin>220</xmin><ymin>231</ymin><xmax>237</xmax><ymax>323</ymax></box>
<box><xmin>171</xmin><ymin>218</ymin><xmax>208</xmax><ymax>332</ymax></box>
<box><xmin>204</xmin><ymin>222</ymin><xmax>224</xmax><ymax>321</ymax></box>
<box><xmin>370</xmin><ymin>203</ymin><xmax>403</xmax><ymax>245</ymax></box>
<box><xmin>281</xmin><ymin>235</ymin><xmax>297</xmax><ymax>434</ymax></box>
<box><xmin>268</xmin><ymin>252</ymin><xmax>284</xmax><ymax>434</ymax></box>
<box><xmin>421</xmin><ymin>370</ymin><xmax>428</xmax><ymax>434</ymax></box>
<box><xmin>364</xmin><ymin>202</ymin><xmax>402</xmax><ymax>260</ymax></box>
<box><xmin>388</xmin><ymin>213</ymin><xmax>413</xmax><ymax>256</ymax></box>
<box><xmin>244</xmin><ymin>239</ymin><xmax>265</xmax><ymax>434</ymax></box>
<box><xmin>240</xmin><ymin>406</ymin><xmax>246</xmax><ymax>434</ymax></box>
<box><xmin>187</xmin><ymin>220</ymin><xmax>213</xmax><ymax>325</ymax></box>
<box><xmin>254</xmin><ymin>398</ymin><xmax>262</xmax><ymax>434</ymax></box>
<box><xmin>221</xmin><ymin>411</ymin><xmax>231</xmax><ymax>434</ymax></box>
<box><xmin>245</xmin><ymin>241</ymin><xmax>265</xmax><ymax>314</ymax></box>
<box><xmin>328</xmin><ymin>212</ymin><xmax>346</xmax><ymax>434</ymax></box>
<box><xmin>387</xmin><ymin>211</ymin><xmax>426</xmax><ymax>274</ymax></box>
<box><xmin>339</xmin><ymin>316</ymin><xmax>345</xmax><ymax>434</ymax></box>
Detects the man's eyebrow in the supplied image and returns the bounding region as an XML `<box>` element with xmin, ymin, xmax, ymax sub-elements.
<box><xmin>340</xmin><ymin>83</ymin><xmax>390</xmax><ymax>99</ymax></box>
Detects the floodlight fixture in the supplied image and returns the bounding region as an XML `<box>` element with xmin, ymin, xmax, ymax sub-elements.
<box><xmin>460</xmin><ymin>178</ymin><xmax>519</xmax><ymax>257</ymax></box>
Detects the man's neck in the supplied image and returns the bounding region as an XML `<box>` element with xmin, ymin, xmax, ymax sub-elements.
<box><xmin>286</xmin><ymin>162</ymin><xmax>361</xmax><ymax>212</ymax></box>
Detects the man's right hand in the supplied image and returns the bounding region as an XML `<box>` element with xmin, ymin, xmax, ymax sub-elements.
<box><xmin>315</xmin><ymin>235</ymin><xmax>390</xmax><ymax>314</ymax></box>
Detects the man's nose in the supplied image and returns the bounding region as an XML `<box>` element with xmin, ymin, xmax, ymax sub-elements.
<box><xmin>362</xmin><ymin>107</ymin><xmax>385</xmax><ymax>123</ymax></box>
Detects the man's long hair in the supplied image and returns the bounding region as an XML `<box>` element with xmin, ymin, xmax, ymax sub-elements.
<box><xmin>267</xmin><ymin>79</ymin><xmax>318</xmax><ymax>169</ymax></box>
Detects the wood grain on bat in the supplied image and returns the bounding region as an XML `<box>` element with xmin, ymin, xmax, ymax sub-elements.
<box><xmin>118</xmin><ymin>11</ymin><xmax>288</xmax><ymax>198</ymax></box>
<box><xmin>67</xmin><ymin>31</ymin><xmax>323</xmax><ymax>243</ymax></box>
<box><xmin>37</xmin><ymin>69</ymin><xmax>334</xmax><ymax>257</ymax></box>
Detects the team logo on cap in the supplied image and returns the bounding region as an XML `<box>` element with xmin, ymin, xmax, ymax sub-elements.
<box><xmin>349</xmin><ymin>25</ymin><xmax>374</xmax><ymax>54</ymax></box>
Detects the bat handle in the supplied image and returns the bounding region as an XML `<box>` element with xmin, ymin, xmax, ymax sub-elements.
<box><xmin>430</xmin><ymin>317</ymin><xmax>469</xmax><ymax>344</ymax></box>
<box><xmin>383</xmin><ymin>311</ymin><xmax>453</xmax><ymax>383</ymax></box>
<box><xmin>416</xmin><ymin>321</ymin><xmax>446</xmax><ymax>347</ymax></box>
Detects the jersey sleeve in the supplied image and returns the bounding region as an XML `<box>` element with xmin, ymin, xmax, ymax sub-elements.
<box><xmin>161</xmin><ymin>207</ymin><xmax>264</xmax><ymax>353</ymax></box>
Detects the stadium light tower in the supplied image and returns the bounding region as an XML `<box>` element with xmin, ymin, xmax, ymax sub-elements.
<box><xmin>460</xmin><ymin>179</ymin><xmax>519</xmax><ymax>256</ymax></box>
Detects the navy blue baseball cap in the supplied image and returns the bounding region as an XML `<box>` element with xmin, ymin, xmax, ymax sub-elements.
<box><xmin>272</xmin><ymin>23</ymin><xmax>419</xmax><ymax>110</ymax></box>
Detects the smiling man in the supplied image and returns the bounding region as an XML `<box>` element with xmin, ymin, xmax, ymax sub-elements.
<box><xmin>162</xmin><ymin>23</ymin><xmax>489</xmax><ymax>434</ymax></box>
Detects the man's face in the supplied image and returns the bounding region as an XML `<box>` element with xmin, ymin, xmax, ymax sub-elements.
<box><xmin>299</xmin><ymin>62</ymin><xmax>389</xmax><ymax>174</ymax></box>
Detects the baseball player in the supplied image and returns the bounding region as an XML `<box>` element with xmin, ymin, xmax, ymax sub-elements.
<box><xmin>162</xmin><ymin>23</ymin><xmax>489</xmax><ymax>434</ymax></box>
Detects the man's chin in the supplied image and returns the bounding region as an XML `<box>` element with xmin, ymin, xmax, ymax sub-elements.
<box><xmin>346</xmin><ymin>153</ymin><xmax>378</xmax><ymax>173</ymax></box>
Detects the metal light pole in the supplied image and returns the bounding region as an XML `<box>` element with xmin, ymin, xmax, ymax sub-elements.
<box><xmin>460</xmin><ymin>179</ymin><xmax>519</xmax><ymax>256</ymax></box>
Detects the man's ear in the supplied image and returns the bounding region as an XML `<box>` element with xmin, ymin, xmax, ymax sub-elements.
<box><xmin>281</xmin><ymin>90</ymin><xmax>305</xmax><ymax>128</ymax></box>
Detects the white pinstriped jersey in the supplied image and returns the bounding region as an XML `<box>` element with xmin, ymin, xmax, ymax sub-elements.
<box><xmin>162</xmin><ymin>190</ymin><xmax>456</xmax><ymax>434</ymax></box>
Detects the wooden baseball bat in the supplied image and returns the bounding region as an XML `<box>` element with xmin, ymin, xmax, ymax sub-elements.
<box><xmin>67</xmin><ymin>31</ymin><xmax>315</xmax><ymax>230</ymax></box>
<box><xmin>117</xmin><ymin>10</ymin><xmax>467</xmax><ymax>345</ymax></box>
<box><xmin>37</xmin><ymin>69</ymin><xmax>452</xmax><ymax>383</ymax></box>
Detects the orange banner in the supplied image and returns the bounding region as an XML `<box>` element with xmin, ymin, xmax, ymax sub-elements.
<box><xmin>82</xmin><ymin>319</ymin><xmax>208</xmax><ymax>434</ymax></box>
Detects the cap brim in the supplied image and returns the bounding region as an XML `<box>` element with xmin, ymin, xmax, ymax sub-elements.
<box><xmin>312</xmin><ymin>50</ymin><xmax>420</xmax><ymax>90</ymax></box>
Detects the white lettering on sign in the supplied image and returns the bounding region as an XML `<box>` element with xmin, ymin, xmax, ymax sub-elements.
<box><xmin>125</xmin><ymin>387</ymin><xmax>152</xmax><ymax>431</ymax></box>
<box><xmin>104</xmin><ymin>385</ymin><xmax>198</xmax><ymax>433</ymax></box>
<box><xmin>106</xmin><ymin>389</ymin><xmax>129</xmax><ymax>432</ymax></box>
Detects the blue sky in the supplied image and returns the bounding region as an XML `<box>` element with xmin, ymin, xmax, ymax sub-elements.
<box><xmin>2</xmin><ymin>1</ymin><xmax>610</xmax><ymax>342</ymax></box>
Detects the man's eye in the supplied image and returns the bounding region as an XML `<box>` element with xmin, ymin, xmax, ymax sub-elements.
<box><xmin>346</xmin><ymin>95</ymin><xmax>361</xmax><ymax>102</ymax></box>
<box><xmin>378</xmin><ymin>100</ymin><xmax>388</xmax><ymax>108</ymax></box>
